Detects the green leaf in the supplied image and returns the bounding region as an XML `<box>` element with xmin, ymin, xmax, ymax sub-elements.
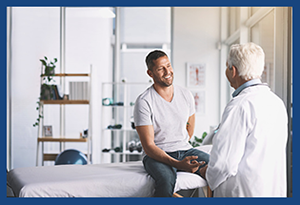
<box><xmin>44</xmin><ymin>56</ymin><xmax>48</xmax><ymax>60</ymax></box>
<box><xmin>194</xmin><ymin>136</ymin><xmax>202</xmax><ymax>143</ymax></box>
<box><xmin>54</xmin><ymin>58</ymin><xmax>57</xmax><ymax>63</ymax></box>
<box><xmin>202</xmin><ymin>132</ymin><xmax>207</xmax><ymax>139</ymax></box>
<box><xmin>40</xmin><ymin>59</ymin><xmax>47</xmax><ymax>66</ymax></box>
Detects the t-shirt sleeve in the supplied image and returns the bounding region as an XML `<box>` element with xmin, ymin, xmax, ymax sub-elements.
<box><xmin>133</xmin><ymin>97</ymin><xmax>152</xmax><ymax>126</ymax></box>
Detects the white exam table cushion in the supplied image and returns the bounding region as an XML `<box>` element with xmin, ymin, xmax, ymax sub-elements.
<box><xmin>7</xmin><ymin>145</ymin><xmax>211</xmax><ymax>197</ymax></box>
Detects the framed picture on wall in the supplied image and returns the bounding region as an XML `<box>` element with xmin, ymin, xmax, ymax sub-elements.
<box><xmin>190</xmin><ymin>90</ymin><xmax>205</xmax><ymax>115</ymax></box>
<box><xmin>43</xmin><ymin>125</ymin><xmax>53</xmax><ymax>137</ymax></box>
<box><xmin>186</xmin><ymin>63</ymin><xmax>206</xmax><ymax>88</ymax></box>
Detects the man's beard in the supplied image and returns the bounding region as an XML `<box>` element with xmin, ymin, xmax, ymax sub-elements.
<box><xmin>155</xmin><ymin>74</ymin><xmax>173</xmax><ymax>87</ymax></box>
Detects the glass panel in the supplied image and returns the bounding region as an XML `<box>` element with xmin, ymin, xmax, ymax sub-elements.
<box><xmin>250</xmin><ymin>10</ymin><xmax>275</xmax><ymax>91</ymax></box>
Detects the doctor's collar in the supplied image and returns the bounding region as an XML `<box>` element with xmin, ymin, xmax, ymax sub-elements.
<box><xmin>232</xmin><ymin>79</ymin><xmax>262</xmax><ymax>97</ymax></box>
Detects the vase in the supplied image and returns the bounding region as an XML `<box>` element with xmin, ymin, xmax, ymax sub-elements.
<box><xmin>45</xmin><ymin>66</ymin><xmax>55</xmax><ymax>75</ymax></box>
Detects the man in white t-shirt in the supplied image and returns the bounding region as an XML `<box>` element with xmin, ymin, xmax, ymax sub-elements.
<box><xmin>133</xmin><ymin>50</ymin><xmax>209</xmax><ymax>197</ymax></box>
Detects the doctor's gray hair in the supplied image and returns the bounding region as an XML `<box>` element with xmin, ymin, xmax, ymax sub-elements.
<box><xmin>227</xmin><ymin>42</ymin><xmax>265</xmax><ymax>80</ymax></box>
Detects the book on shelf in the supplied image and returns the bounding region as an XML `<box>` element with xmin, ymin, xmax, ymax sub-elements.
<box><xmin>56</xmin><ymin>84</ymin><xmax>64</xmax><ymax>99</ymax></box>
<box><xmin>69</xmin><ymin>81</ymin><xmax>89</xmax><ymax>100</ymax></box>
<box><xmin>53</xmin><ymin>85</ymin><xmax>63</xmax><ymax>100</ymax></box>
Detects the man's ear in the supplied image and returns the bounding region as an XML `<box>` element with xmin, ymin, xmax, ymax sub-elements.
<box><xmin>147</xmin><ymin>69</ymin><xmax>153</xmax><ymax>78</ymax></box>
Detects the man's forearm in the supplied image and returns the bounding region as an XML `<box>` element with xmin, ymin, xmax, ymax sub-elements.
<box><xmin>144</xmin><ymin>144</ymin><xmax>179</xmax><ymax>167</ymax></box>
<box><xmin>144</xmin><ymin>143</ymin><xmax>201</xmax><ymax>173</ymax></box>
<box><xmin>136</xmin><ymin>125</ymin><xmax>200</xmax><ymax>173</ymax></box>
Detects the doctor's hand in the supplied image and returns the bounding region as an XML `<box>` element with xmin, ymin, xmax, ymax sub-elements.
<box><xmin>199</xmin><ymin>164</ymin><xmax>208</xmax><ymax>180</ymax></box>
<box><xmin>177</xmin><ymin>156</ymin><xmax>201</xmax><ymax>173</ymax></box>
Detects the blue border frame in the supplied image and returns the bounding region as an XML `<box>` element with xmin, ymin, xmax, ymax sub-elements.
<box><xmin>3</xmin><ymin>1</ymin><xmax>298</xmax><ymax>204</ymax></box>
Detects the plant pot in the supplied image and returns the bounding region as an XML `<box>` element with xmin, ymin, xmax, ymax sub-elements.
<box><xmin>45</xmin><ymin>66</ymin><xmax>55</xmax><ymax>75</ymax></box>
<box><xmin>40</xmin><ymin>84</ymin><xmax>53</xmax><ymax>100</ymax></box>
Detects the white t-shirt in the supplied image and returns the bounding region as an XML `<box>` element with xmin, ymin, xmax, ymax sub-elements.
<box><xmin>133</xmin><ymin>85</ymin><xmax>195</xmax><ymax>152</ymax></box>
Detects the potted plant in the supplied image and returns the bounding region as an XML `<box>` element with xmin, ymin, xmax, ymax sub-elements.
<box><xmin>33</xmin><ymin>56</ymin><xmax>58</xmax><ymax>127</ymax></box>
<box><xmin>189</xmin><ymin>131</ymin><xmax>207</xmax><ymax>147</ymax></box>
<box><xmin>40</xmin><ymin>56</ymin><xmax>57</xmax><ymax>76</ymax></box>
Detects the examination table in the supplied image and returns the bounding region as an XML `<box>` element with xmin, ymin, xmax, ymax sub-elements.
<box><xmin>7</xmin><ymin>145</ymin><xmax>212</xmax><ymax>197</ymax></box>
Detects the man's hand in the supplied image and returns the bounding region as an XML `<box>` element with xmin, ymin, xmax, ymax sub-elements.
<box><xmin>199</xmin><ymin>164</ymin><xmax>208</xmax><ymax>179</ymax></box>
<box><xmin>177</xmin><ymin>156</ymin><xmax>201</xmax><ymax>173</ymax></box>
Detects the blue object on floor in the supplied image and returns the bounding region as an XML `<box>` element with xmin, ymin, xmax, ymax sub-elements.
<box><xmin>55</xmin><ymin>149</ymin><xmax>87</xmax><ymax>165</ymax></box>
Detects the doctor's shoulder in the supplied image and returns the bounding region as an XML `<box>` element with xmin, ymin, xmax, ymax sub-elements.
<box><xmin>223</xmin><ymin>94</ymin><xmax>250</xmax><ymax>115</ymax></box>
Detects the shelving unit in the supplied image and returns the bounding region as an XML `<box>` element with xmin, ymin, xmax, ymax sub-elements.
<box><xmin>36</xmin><ymin>72</ymin><xmax>92</xmax><ymax>166</ymax></box>
<box><xmin>101</xmin><ymin>81</ymin><xmax>151</xmax><ymax>163</ymax></box>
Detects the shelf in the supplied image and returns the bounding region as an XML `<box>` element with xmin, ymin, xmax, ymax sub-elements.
<box><xmin>102</xmin><ymin>82</ymin><xmax>152</xmax><ymax>85</ymax></box>
<box><xmin>101</xmin><ymin>82</ymin><xmax>151</xmax><ymax>163</ymax></box>
<box><xmin>37</xmin><ymin>68</ymin><xmax>92</xmax><ymax>166</ymax></box>
<box><xmin>102</xmin><ymin>105</ymin><xmax>134</xmax><ymax>108</ymax></box>
<box><xmin>43</xmin><ymin>153</ymin><xmax>89</xmax><ymax>161</ymax></box>
<box><xmin>102</xmin><ymin>150</ymin><xmax>143</xmax><ymax>155</ymax></box>
<box><xmin>41</xmin><ymin>100</ymin><xmax>89</xmax><ymax>104</ymax></box>
<box><xmin>103</xmin><ymin>128</ymin><xmax>136</xmax><ymax>131</ymax></box>
<box><xmin>41</xmin><ymin>73</ymin><xmax>89</xmax><ymax>77</ymax></box>
<box><xmin>43</xmin><ymin>153</ymin><xmax>59</xmax><ymax>161</ymax></box>
<box><xmin>38</xmin><ymin>137</ymin><xmax>88</xmax><ymax>142</ymax></box>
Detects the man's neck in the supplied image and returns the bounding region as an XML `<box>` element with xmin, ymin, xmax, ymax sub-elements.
<box><xmin>153</xmin><ymin>84</ymin><xmax>174</xmax><ymax>102</ymax></box>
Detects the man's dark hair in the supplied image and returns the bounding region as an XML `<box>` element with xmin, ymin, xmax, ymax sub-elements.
<box><xmin>145</xmin><ymin>50</ymin><xmax>167</xmax><ymax>70</ymax></box>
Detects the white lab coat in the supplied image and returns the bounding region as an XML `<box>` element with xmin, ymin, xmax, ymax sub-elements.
<box><xmin>206</xmin><ymin>85</ymin><xmax>288</xmax><ymax>197</ymax></box>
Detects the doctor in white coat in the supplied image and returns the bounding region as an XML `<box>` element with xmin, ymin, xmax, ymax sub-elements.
<box><xmin>199</xmin><ymin>42</ymin><xmax>288</xmax><ymax>197</ymax></box>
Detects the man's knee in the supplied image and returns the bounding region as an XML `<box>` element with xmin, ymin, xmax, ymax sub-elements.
<box><xmin>186</xmin><ymin>149</ymin><xmax>210</xmax><ymax>164</ymax></box>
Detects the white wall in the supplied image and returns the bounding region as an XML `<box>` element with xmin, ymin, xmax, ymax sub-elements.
<box><xmin>10</xmin><ymin>7</ymin><xmax>60</xmax><ymax>168</ymax></box>
<box><xmin>172</xmin><ymin>7</ymin><xmax>221</xmax><ymax>138</ymax></box>
<box><xmin>9</xmin><ymin>7</ymin><xmax>113</xmax><ymax>168</ymax></box>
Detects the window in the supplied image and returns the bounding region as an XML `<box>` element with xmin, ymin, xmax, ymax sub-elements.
<box><xmin>250</xmin><ymin>10</ymin><xmax>275</xmax><ymax>91</ymax></box>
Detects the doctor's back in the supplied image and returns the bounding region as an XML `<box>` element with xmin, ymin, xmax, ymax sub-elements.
<box><xmin>217</xmin><ymin>84</ymin><xmax>288</xmax><ymax>196</ymax></box>
<box><xmin>205</xmin><ymin>43</ymin><xmax>288</xmax><ymax>197</ymax></box>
